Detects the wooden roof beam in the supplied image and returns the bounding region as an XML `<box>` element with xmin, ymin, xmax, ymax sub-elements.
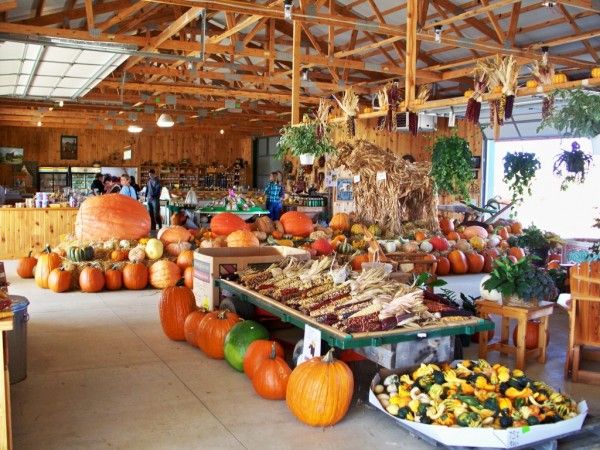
<box><xmin>16</xmin><ymin>0</ymin><xmax>131</xmax><ymax>26</ymax></box>
<box><xmin>96</xmin><ymin>1</ymin><xmax>148</xmax><ymax>32</ymax></box>
<box><xmin>528</xmin><ymin>28</ymin><xmax>600</xmax><ymax>50</ymax></box>
<box><xmin>479</xmin><ymin>0</ymin><xmax>506</xmax><ymax>43</ymax></box>
<box><xmin>557</xmin><ymin>4</ymin><xmax>600</xmax><ymax>63</ymax></box>
<box><xmin>84</xmin><ymin>0</ymin><xmax>95</xmax><ymax>31</ymax></box>
<box><xmin>424</xmin><ymin>0</ymin><xmax>521</xmax><ymax>32</ymax></box>
<box><xmin>559</xmin><ymin>0</ymin><xmax>600</xmax><ymax>13</ymax></box>
<box><xmin>507</xmin><ymin>1</ymin><xmax>521</xmax><ymax>46</ymax></box>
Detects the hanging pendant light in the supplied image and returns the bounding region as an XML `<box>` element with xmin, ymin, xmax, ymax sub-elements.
<box><xmin>128</xmin><ymin>124</ymin><xmax>143</xmax><ymax>133</ymax></box>
<box><xmin>157</xmin><ymin>113</ymin><xmax>175</xmax><ymax>128</ymax></box>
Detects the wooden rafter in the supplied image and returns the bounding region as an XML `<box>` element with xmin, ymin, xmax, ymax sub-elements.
<box><xmin>559</xmin><ymin>0</ymin><xmax>600</xmax><ymax>13</ymax></box>
<box><xmin>507</xmin><ymin>1</ymin><xmax>521</xmax><ymax>46</ymax></box>
<box><xmin>405</xmin><ymin>0</ymin><xmax>417</xmax><ymax>107</ymax></box>
<box><xmin>557</xmin><ymin>4</ymin><xmax>600</xmax><ymax>63</ymax></box>
<box><xmin>96</xmin><ymin>1</ymin><xmax>148</xmax><ymax>32</ymax></box>
<box><xmin>529</xmin><ymin>28</ymin><xmax>600</xmax><ymax>50</ymax></box>
<box><xmin>479</xmin><ymin>0</ymin><xmax>505</xmax><ymax>43</ymax></box>
<box><xmin>84</xmin><ymin>0</ymin><xmax>95</xmax><ymax>30</ymax></box>
<box><xmin>431</xmin><ymin>0</ymin><xmax>503</xmax><ymax>44</ymax></box>
<box><xmin>291</xmin><ymin>20</ymin><xmax>302</xmax><ymax>124</ymax></box>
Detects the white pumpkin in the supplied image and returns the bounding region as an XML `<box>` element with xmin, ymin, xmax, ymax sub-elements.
<box><xmin>128</xmin><ymin>246</ymin><xmax>146</xmax><ymax>263</ymax></box>
<box><xmin>145</xmin><ymin>238</ymin><xmax>164</xmax><ymax>260</ymax></box>
<box><xmin>119</xmin><ymin>239</ymin><xmax>131</xmax><ymax>249</ymax></box>
<box><xmin>480</xmin><ymin>275</ymin><xmax>502</xmax><ymax>302</ymax></box>
<box><xmin>402</xmin><ymin>241</ymin><xmax>420</xmax><ymax>253</ymax></box>
<box><xmin>487</xmin><ymin>236</ymin><xmax>501</xmax><ymax>248</ymax></box>
<box><xmin>384</xmin><ymin>241</ymin><xmax>397</xmax><ymax>253</ymax></box>
<box><xmin>420</xmin><ymin>240</ymin><xmax>433</xmax><ymax>253</ymax></box>
<box><xmin>103</xmin><ymin>239</ymin><xmax>118</xmax><ymax>250</ymax></box>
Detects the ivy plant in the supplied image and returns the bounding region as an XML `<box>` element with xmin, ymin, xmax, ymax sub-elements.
<box><xmin>276</xmin><ymin>122</ymin><xmax>336</xmax><ymax>160</ymax></box>
<box><xmin>429</xmin><ymin>135</ymin><xmax>474</xmax><ymax>200</ymax></box>
<box><xmin>503</xmin><ymin>152</ymin><xmax>540</xmax><ymax>216</ymax></box>
<box><xmin>538</xmin><ymin>89</ymin><xmax>600</xmax><ymax>138</ymax></box>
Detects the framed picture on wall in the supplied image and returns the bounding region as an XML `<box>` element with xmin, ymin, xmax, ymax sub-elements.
<box><xmin>60</xmin><ymin>135</ymin><xmax>78</xmax><ymax>160</ymax></box>
<box><xmin>336</xmin><ymin>178</ymin><xmax>353</xmax><ymax>201</ymax></box>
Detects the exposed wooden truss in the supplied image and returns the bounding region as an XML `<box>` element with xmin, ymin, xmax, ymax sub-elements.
<box><xmin>0</xmin><ymin>0</ymin><xmax>598</xmax><ymax>133</ymax></box>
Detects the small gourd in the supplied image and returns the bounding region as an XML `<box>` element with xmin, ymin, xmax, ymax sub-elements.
<box><xmin>552</xmin><ymin>73</ymin><xmax>568</xmax><ymax>84</ymax></box>
<box><xmin>464</xmin><ymin>89</ymin><xmax>474</xmax><ymax>98</ymax></box>
<box><xmin>525</xmin><ymin>79</ymin><xmax>538</xmax><ymax>88</ymax></box>
<box><xmin>591</xmin><ymin>67</ymin><xmax>600</xmax><ymax>79</ymax></box>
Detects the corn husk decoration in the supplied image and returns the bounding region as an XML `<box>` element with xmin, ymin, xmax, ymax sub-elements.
<box><xmin>375</xmin><ymin>87</ymin><xmax>389</xmax><ymax>130</ymax></box>
<box><xmin>465</xmin><ymin>70</ymin><xmax>487</xmax><ymax>124</ymax></box>
<box><xmin>376</xmin><ymin>82</ymin><xmax>402</xmax><ymax>131</ymax></box>
<box><xmin>315</xmin><ymin>98</ymin><xmax>333</xmax><ymax>141</ymax></box>
<box><xmin>529</xmin><ymin>57</ymin><xmax>555</xmax><ymax>119</ymax></box>
<box><xmin>333</xmin><ymin>88</ymin><xmax>359</xmax><ymax>137</ymax></box>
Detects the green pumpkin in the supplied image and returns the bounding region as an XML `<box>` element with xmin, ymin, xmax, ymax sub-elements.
<box><xmin>337</xmin><ymin>241</ymin><xmax>354</xmax><ymax>254</ymax></box>
<box><xmin>67</xmin><ymin>246</ymin><xmax>94</xmax><ymax>262</ymax></box>
<box><xmin>223</xmin><ymin>320</ymin><xmax>269</xmax><ymax>372</ymax></box>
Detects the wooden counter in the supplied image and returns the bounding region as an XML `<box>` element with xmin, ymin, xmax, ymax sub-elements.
<box><xmin>0</xmin><ymin>207</ymin><xmax>78</xmax><ymax>259</ymax></box>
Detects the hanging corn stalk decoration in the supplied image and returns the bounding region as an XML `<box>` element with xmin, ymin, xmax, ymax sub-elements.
<box><xmin>529</xmin><ymin>55</ymin><xmax>555</xmax><ymax>119</ymax></box>
<box><xmin>333</xmin><ymin>88</ymin><xmax>359</xmax><ymax>137</ymax></box>
<box><xmin>375</xmin><ymin>87</ymin><xmax>388</xmax><ymax>130</ymax></box>
<box><xmin>315</xmin><ymin>98</ymin><xmax>333</xmax><ymax>141</ymax></box>
<box><xmin>465</xmin><ymin>70</ymin><xmax>487</xmax><ymax>124</ymax></box>
<box><xmin>376</xmin><ymin>82</ymin><xmax>402</xmax><ymax>131</ymax></box>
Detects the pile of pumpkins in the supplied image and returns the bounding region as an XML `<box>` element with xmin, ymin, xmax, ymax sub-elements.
<box><xmin>16</xmin><ymin>224</ymin><xmax>197</xmax><ymax>293</ymax></box>
<box><xmin>158</xmin><ymin>284</ymin><xmax>354</xmax><ymax>427</ymax></box>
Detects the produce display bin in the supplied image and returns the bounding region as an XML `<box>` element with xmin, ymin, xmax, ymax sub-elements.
<box><xmin>215</xmin><ymin>279</ymin><xmax>494</xmax><ymax>351</ymax></box>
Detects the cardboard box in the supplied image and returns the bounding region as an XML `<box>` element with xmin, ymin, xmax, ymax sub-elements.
<box><xmin>193</xmin><ymin>246</ymin><xmax>310</xmax><ymax>310</ymax></box>
<box><xmin>369</xmin><ymin>372</ymin><xmax>588</xmax><ymax>448</ymax></box>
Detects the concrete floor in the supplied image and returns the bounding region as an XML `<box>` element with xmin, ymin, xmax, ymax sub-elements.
<box><xmin>4</xmin><ymin>260</ymin><xmax>600</xmax><ymax>450</ymax></box>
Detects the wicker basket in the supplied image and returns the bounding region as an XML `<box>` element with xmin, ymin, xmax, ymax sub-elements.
<box><xmin>502</xmin><ymin>295</ymin><xmax>540</xmax><ymax>308</ymax></box>
<box><xmin>385</xmin><ymin>252</ymin><xmax>437</xmax><ymax>275</ymax></box>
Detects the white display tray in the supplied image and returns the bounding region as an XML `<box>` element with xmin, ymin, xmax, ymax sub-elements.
<box><xmin>369</xmin><ymin>373</ymin><xmax>588</xmax><ymax>449</ymax></box>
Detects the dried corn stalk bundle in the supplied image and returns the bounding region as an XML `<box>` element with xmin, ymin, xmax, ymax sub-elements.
<box><xmin>465</xmin><ymin>70</ymin><xmax>487</xmax><ymax>124</ymax></box>
<box><xmin>327</xmin><ymin>140</ymin><xmax>439</xmax><ymax>235</ymax></box>
<box><xmin>333</xmin><ymin>88</ymin><xmax>359</xmax><ymax>137</ymax></box>
<box><xmin>376</xmin><ymin>82</ymin><xmax>402</xmax><ymax>131</ymax></box>
<box><xmin>529</xmin><ymin>58</ymin><xmax>555</xmax><ymax>118</ymax></box>
<box><xmin>315</xmin><ymin>98</ymin><xmax>333</xmax><ymax>141</ymax></box>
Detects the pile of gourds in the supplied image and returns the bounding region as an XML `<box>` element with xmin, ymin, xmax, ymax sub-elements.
<box><xmin>373</xmin><ymin>359</ymin><xmax>579</xmax><ymax>428</ymax></box>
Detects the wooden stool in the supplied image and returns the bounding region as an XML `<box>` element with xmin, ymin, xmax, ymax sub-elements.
<box><xmin>476</xmin><ymin>299</ymin><xmax>554</xmax><ymax>370</ymax></box>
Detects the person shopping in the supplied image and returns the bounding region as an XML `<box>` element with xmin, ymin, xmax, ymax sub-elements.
<box><xmin>90</xmin><ymin>173</ymin><xmax>104</xmax><ymax>195</ymax></box>
<box><xmin>264</xmin><ymin>171</ymin><xmax>284</xmax><ymax>220</ymax></box>
<box><xmin>120</xmin><ymin>174</ymin><xmax>137</xmax><ymax>199</ymax></box>
<box><xmin>146</xmin><ymin>169</ymin><xmax>162</xmax><ymax>230</ymax></box>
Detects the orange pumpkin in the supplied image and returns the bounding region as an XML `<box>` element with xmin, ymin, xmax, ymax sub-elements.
<box><xmin>463</xmin><ymin>225</ymin><xmax>489</xmax><ymax>239</ymax></box>
<box><xmin>351</xmin><ymin>253</ymin><xmax>370</xmax><ymax>271</ymax></box>
<box><xmin>79</xmin><ymin>266</ymin><xmax>105</xmax><ymax>293</ymax></box>
<box><xmin>110</xmin><ymin>249</ymin><xmax>128</xmax><ymax>262</ymax></box>
<box><xmin>183</xmin><ymin>308</ymin><xmax>207</xmax><ymax>346</ymax></box>
<box><xmin>414</xmin><ymin>231</ymin><xmax>427</xmax><ymax>242</ymax></box>
<box><xmin>176</xmin><ymin>250</ymin><xmax>194</xmax><ymax>270</ymax></box>
<box><xmin>159</xmin><ymin>281</ymin><xmax>197</xmax><ymax>341</ymax></box>
<box><xmin>510</xmin><ymin>222</ymin><xmax>523</xmax><ymax>235</ymax></box>
<box><xmin>183</xmin><ymin>266</ymin><xmax>194</xmax><ymax>289</ymax></box>
<box><xmin>439</xmin><ymin>218</ymin><xmax>454</xmax><ymax>235</ymax></box>
<box><xmin>255</xmin><ymin>216</ymin><xmax>275</xmax><ymax>234</ymax></box>
<box><xmin>467</xmin><ymin>252</ymin><xmax>485</xmax><ymax>273</ymax></box>
<box><xmin>286</xmin><ymin>349</ymin><xmax>353</xmax><ymax>426</ymax></box>
<box><xmin>508</xmin><ymin>247</ymin><xmax>526</xmax><ymax>261</ymax></box>
<box><xmin>75</xmin><ymin>194</ymin><xmax>150</xmax><ymax>241</ymax></box>
<box><xmin>17</xmin><ymin>251</ymin><xmax>37</xmax><ymax>278</ymax></box>
<box><xmin>513</xmin><ymin>320</ymin><xmax>548</xmax><ymax>349</ymax></box>
<box><xmin>497</xmin><ymin>227</ymin><xmax>510</xmax><ymax>241</ymax></box>
<box><xmin>105</xmin><ymin>267</ymin><xmax>123</xmax><ymax>291</ymax></box>
<box><xmin>448</xmin><ymin>250</ymin><xmax>468</xmax><ymax>274</ymax></box>
<box><xmin>122</xmin><ymin>262</ymin><xmax>148</xmax><ymax>290</ymax></box>
<box><xmin>547</xmin><ymin>260</ymin><xmax>560</xmax><ymax>270</ymax></box>
<box><xmin>243</xmin><ymin>339</ymin><xmax>285</xmax><ymax>379</ymax></box>
<box><xmin>272</xmin><ymin>230</ymin><xmax>284</xmax><ymax>239</ymax></box>
<box><xmin>226</xmin><ymin>229</ymin><xmax>260</xmax><ymax>248</ymax></box>
<box><xmin>34</xmin><ymin>247</ymin><xmax>62</xmax><ymax>289</ymax></box>
<box><xmin>196</xmin><ymin>310</ymin><xmax>241</xmax><ymax>359</ymax></box>
<box><xmin>329</xmin><ymin>213</ymin><xmax>350</xmax><ymax>232</ymax></box>
<box><xmin>47</xmin><ymin>268</ymin><xmax>71</xmax><ymax>293</ymax></box>
<box><xmin>279</xmin><ymin>211</ymin><xmax>314</xmax><ymax>238</ymax></box>
<box><xmin>210</xmin><ymin>212</ymin><xmax>249</xmax><ymax>236</ymax></box>
<box><xmin>252</xmin><ymin>343</ymin><xmax>292</xmax><ymax>400</ymax></box>
<box><xmin>446</xmin><ymin>231</ymin><xmax>460</xmax><ymax>241</ymax></box>
<box><xmin>149</xmin><ymin>260</ymin><xmax>181</xmax><ymax>289</ymax></box>
<box><xmin>158</xmin><ymin>225</ymin><xmax>193</xmax><ymax>245</ymax></box>
<box><xmin>436</xmin><ymin>256</ymin><xmax>451</xmax><ymax>276</ymax></box>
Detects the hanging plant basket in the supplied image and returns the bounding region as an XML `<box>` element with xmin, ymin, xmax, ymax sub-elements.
<box><xmin>299</xmin><ymin>153</ymin><xmax>315</xmax><ymax>165</ymax></box>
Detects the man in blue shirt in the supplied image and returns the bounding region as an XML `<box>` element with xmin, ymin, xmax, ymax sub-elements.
<box><xmin>146</xmin><ymin>169</ymin><xmax>162</xmax><ymax>230</ymax></box>
<box><xmin>264</xmin><ymin>171</ymin><xmax>284</xmax><ymax>220</ymax></box>
<box><xmin>120</xmin><ymin>174</ymin><xmax>137</xmax><ymax>199</ymax></box>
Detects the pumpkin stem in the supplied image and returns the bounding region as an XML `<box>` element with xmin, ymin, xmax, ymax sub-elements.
<box><xmin>322</xmin><ymin>348</ymin><xmax>335</xmax><ymax>363</ymax></box>
<box><xmin>176</xmin><ymin>278</ymin><xmax>186</xmax><ymax>287</ymax></box>
<box><xmin>217</xmin><ymin>309</ymin><xmax>229</xmax><ymax>319</ymax></box>
<box><xmin>44</xmin><ymin>245</ymin><xmax>52</xmax><ymax>253</ymax></box>
<box><xmin>269</xmin><ymin>341</ymin><xmax>278</xmax><ymax>359</ymax></box>
<box><xmin>28</xmin><ymin>250</ymin><xmax>33</xmax><ymax>257</ymax></box>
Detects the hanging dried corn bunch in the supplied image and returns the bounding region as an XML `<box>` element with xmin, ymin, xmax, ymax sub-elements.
<box><xmin>415</xmin><ymin>84</ymin><xmax>431</xmax><ymax>105</ymax></box>
<box><xmin>375</xmin><ymin>86</ymin><xmax>389</xmax><ymax>130</ymax></box>
<box><xmin>386</xmin><ymin>82</ymin><xmax>402</xmax><ymax>131</ymax></box>
<box><xmin>315</xmin><ymin>98</ymin><xmax>333</xmax><ymax>141</ymax></box>
<box><xmin>333</xmin><ymin>88</ymin><xmax>359</xmax><ymax>137</ymax></box>
<box><xmin>465</xmin><ymin>70</ymin><xmax>487</xmax><ymax>124</ymax></box>
<box><xmin>530</xmin><ymin>55</ymin><xmax>555</xmax><ymax>119</ymax></box>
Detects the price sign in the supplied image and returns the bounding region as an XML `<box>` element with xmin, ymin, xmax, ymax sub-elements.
<box><xmin>297</xmin><ymin>324</ymin><xmax>321</xmax><ymax>365</ymax></box>
<box><xmin>376</xmin><ymin>171</ymin><xmax>387</xmax><ymax>181</ymax></box>
<box><xmin>353</xmin><ymin>174</ymin><xmax>360</xmax><ymax>183</ymax></box>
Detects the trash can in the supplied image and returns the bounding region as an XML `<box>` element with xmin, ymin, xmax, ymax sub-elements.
<box><xmin>8</xmin><ymin>295</ymin><xmax>29</xmax><ymax>384</ymax></box>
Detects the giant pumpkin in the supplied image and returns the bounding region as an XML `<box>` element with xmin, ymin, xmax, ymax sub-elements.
<box><xmin>196</xmin><ymin>310</ymin><xmax>241</xmax><ymax>359</ymax></box>
<box><xmin>75</xmin><ymin>194</ymin><xmax>150</xmax><ymax>241</ymax></box>
<box><xmin>286</xmin><ymin>349</ymin><xmax>354</xmax><ymax>426</ymax></box>
<box><xmin>149</xmin><ymin>260</ymin><xmax>181</xmax><ymax>289</ymax></box>
<box><xmin>279</xmin><ymin>211</ymin><xmax>314</xmax><ymax>238</ymax></box>
<box><xmin>34</xmin><ymin>247</ymin><xmax>62</xmax><ymax>289</ymax></box>
<box><xmin>159</xmin><ymin>281</ymin><xmax>197</xmax><ymax>341</ymax></box>
<box><xmin>210</xmin><ymin>212</ymin><xmax>249</xmax><ymax>236</ymax></box>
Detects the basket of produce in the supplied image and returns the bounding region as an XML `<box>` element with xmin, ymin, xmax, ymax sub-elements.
<box><xmin>369</xmin><ymin>359</ymin><xmax>587</xmax><ymax>449</ymax></box>
<box><xmin>386</xmin><ymin>252</ymin><xmax>438</xmax><ymax>276</ymax></box>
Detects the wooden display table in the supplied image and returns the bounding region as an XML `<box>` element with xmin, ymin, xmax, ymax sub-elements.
<box><xmin>476</xmin><ymin>299</ymin><xmax>554</xmax><ymax>370</ymax></box>
<box><xmin>0</xmin><ymin>317</ymin><xmax>13</xmax><ymax>450</ymax></box>
<box><xmin>0</xmin><ymin>207</ymin><xmax>78</xmax><ymax>259</ymax></box>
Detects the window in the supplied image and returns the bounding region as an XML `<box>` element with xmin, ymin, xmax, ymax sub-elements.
<box><xmin>485</xmin><ymin>137</ymin><xmax>599</xmax><ymax>238</ymax></box>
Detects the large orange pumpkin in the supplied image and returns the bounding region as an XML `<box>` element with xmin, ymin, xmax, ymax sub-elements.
<box><xmin>510</xmin><ymin>221</ymin><xmax>523</xmax><ymax>235</ymax></box>
<box><xmin>351</xmin><ymin>253</ymin><xmax>370</xmax><ymax>271</ymax></box>
<box><xmin>122</xmin><ymin>262</ymin><xmax>148</xmax><ymax>290</ymax></box>
<box><xmin>467</xmin><ymin>252</ymin><xmax>485</xmax><ymax>273</ymax></box>
<box><xmin>436</xmin><ymin>256</ymin><xmax>451</xmax><ymax>276</ymax></box>
<box><xmin>183</xmin><ymin>266</ymin><xmax>194</xmax><ymax>289</ymax></box>
<box><xmin>159</xmin><ymin>281</ymin><xmax>197</xmax><ymax>341</ymax></box>
<box><xmin>439</xmin><ymin>217</ymin><xmax>454</xmax><ymax>235</ymax></box>
<box><xmin>34</xmin><ymin>247</ymin><xmax>62</xmax><ymax>289</ymax></box>
<box><xmin>243</xmin><ymin>339</ymin><xmax>285</xmax><ymax>379</ymax></box>
<box><xmin>509</xmin><ymin>247</ymin><xmax>526</xmax><ymax>261</ymax></box>
<box><xmin>79</xmin><ymin>266</ymin><xmax>105</xmax><ymax>293</ymax></box>
<box><xmin>105</xmin><ymin>267</ymin><xmax>123</xmax><ymax>291</ymax></box>
<box><xmin>183</xmin><ymin>309</ymin><xmax>207</xmax><ymax>346</ymax></box>
<box><xmin>17</xmin><ymin>252</ymin><xmax>37</xmax><ymax>278</ymax></box>
<box><xmin>279</xmin><ymin>211</ymin><xmax>314</xmax><ymax>238</ymax></box>
<box><xmin>446</xmin><ymin>231</ymin><xmax>460</xmax><ymax>241</ymax></box>
<box><xmin>75</xmin><ymin>194</ymin><xmax>150</xmax><ymax>241</ymax></box>
<box><xmin>47</xmin><ymin>268</ymin><xmax>71</xmax><ymax>293</ymax></box>
<box><xmin>158</xmin><ymin>225</ymin><xmax>193</xmax><ymax>245</ymax></box>
<box><xmin>463</xmin><ymin>225</ymin><xmax>489</xmax><ymax>239</ymax></box>
<box><xmin>329</xmin><ymin>213</ymin><xmax>350</xmax><ymax>232</ymax></box>
<box><xmin>149</xmin><ymin>260</ymin><xmax>181</xmax><ymax>289</ymax></box>
<box><xmin>252</xmin><ymin>343</ymin><xmax>292</xmax><ymax>400</ymax></box>
<box><xmin>196</xmin><ymin>310</ymin><xmax>241</xmax><ymax>359</ymax></box>
<box><xmin>210</xmin><ymin>212</ymin><xmax>249</xmax><ymax>236</ymax></box>
<box><xmin>286</xmin><ymin>349</ymin><xmax>354</xmax><ymax>426</ymax></box>
<box><xmin>226</xmin><ymin>229</ymin><xmax>260</xmax><ymax>248</ymax></box>
<box><xmin>448</xmin><ymin>250</ymin><xmax>468</xmax><ymax>274</ymax></box>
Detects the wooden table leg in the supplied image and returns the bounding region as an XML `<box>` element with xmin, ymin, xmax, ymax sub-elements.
<box><xmin>538</xmin><ymin>315</ymin><xmax>549</xmax><ymax>363</ymax></box>
<box><xmin>500</xmin><ymin>317</ymin><xmax>510</xmax><ymax>355</ymax></box>
<box><xmin>572</xmin><ymin>345</ymin><xmax>580</xmax><ymax>382</ymax></box>
<box><xmin>515</xmin><ymin>317</ymin><xmax>527</xmax><ymax>370</ymax></box>
<box><xmin>478</xmin><ymin>326</ymin><xmax>489</xmax><ymax>359</ymax></box>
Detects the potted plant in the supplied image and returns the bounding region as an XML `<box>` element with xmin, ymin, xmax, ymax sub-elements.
<box><xmin>276</xmin><ymin>120</ymin><xmax>336</xmax><ymax>165</ymax></box>
<box><xmin>553</xmin><ymin>141</ymin><xmax>593</xmax><ymax>190</ymax></box>
<box><xmin>483</xmin><ymin>256</ymin><xmax>558</xmax><ymax>307</ymax></box>
<box><xmin>502</xmin><ymin>152</ymin><xmax>541</xmax><ymax>215</ymax></box>
<box><xmin>429</xmin><ymin>135</ymin><xmax>474</xmax><ymax>200</ymax></box>
<box><xmin>509</xmin><ymin>225</ymin><xmax>562</xmax><ymax>266</ymax></box>
<box><xmin>539</xmin><ymin>89</ymin><xmax>600</xmax><ymax>153</ymax></box>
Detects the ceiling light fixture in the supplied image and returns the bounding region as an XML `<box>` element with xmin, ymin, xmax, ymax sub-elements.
<box><xmin>284</xmin><ymin>0</ymin><xmax>293</xmax><ymax>20</ymax></box>
<box><xmin>157</xmin><ymin>113</ymin><xmax>174</xmax><ymax>128</ymax></box>
<box><xmin>543</xmin><ymin>1</ymin><xmax>556</xmax><ymax>6</ymax></box>
<box><xmin>301</xmin><ymin>68</ymin><xmax>309</xmax><ymax>81</ymax></box>
<box><xmin>434</xmin><ymin>25</ymin><xmax>443</xmax><ymax>43</ymax></box>
<box><xmin>220</xmin><ymin>129</ymin><xmax>225</xmax><ymax>135</ymax></box>
<box><xmin>37</xmin><ymin>120</ymin><xmax>42</xmax><ymax>127</ymax></box>
<box><xmin>128</xmin><ymin>124</ymin><xmax>143</xmax><ymax>133</ymax></box>
<box><xmin>59</xmin><ymin>100</ymin><xmax>64</xmax><ymax>107</ymax></box>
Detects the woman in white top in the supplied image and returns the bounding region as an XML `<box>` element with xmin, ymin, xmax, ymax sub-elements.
<box><xmin>120</xmin><ymin>174</ymin><xmax>137</xmax><ymax>199</ymax></box>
